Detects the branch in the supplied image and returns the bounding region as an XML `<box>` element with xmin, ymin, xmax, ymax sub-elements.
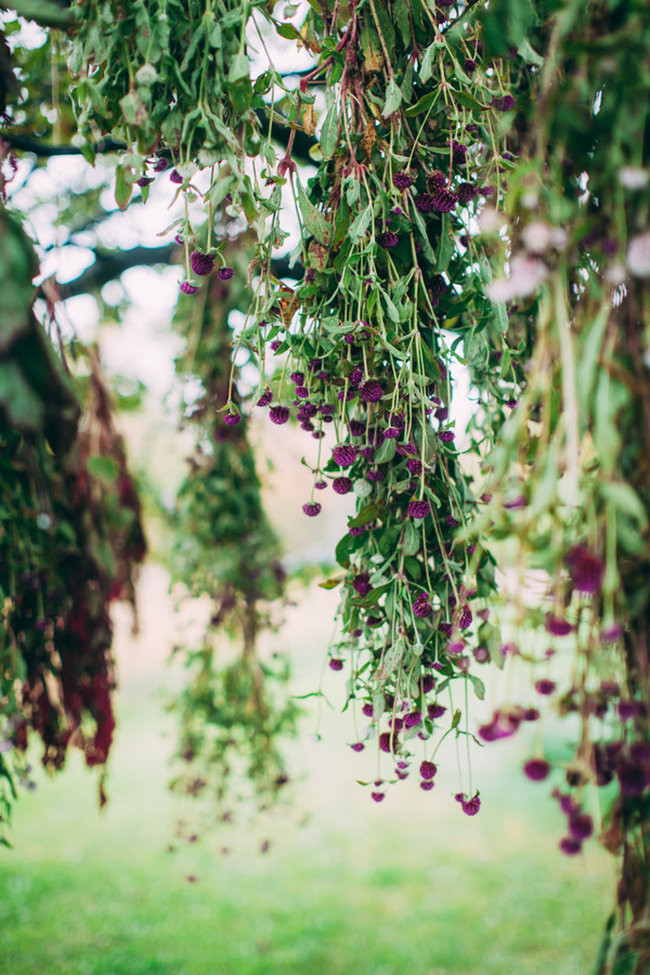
<box><xmin>0</xmin><ymin>0</ymin><xmax>78</xmax><ymax>29</ymax></box>
<box><xmin>58</xmin><ymin>244</ymin><xmax>303</xmax><ymax>298</ymax></box>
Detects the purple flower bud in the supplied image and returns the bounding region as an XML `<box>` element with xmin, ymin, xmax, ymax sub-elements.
<box><xmin>371</xmin><ymin>792</ymin><xmax>385</xmax><ymax>802</ymax></box>
<box><xmin>359</xmin><ymin>380</ymin><xmax>384</xmax><ymax>402</ymax></box>
<box><xmin>348</xmin><ymin>420</ymin><xmax>366</xmax><ymax>437</ymax></box>
<box><xmin>420</xmin><ymin>780</ymin><xmax>434</xmax><ymax>791</ymax></box>
<box><xmin>559</xmin><ymin>837</ymin><xmax>582</xmax><ymax>856</ymax></box>
<box><xmin>223</xmin><ymin>412</ymin><xmax>241</xmax><ymax>426</ymax></box>
<box><xmin>420</xmin><ymin>760</ymin><xmax>437</xmax><ymax>780</ymax></box>
<box><xmin>362</xmin><ymin>703</ymin><xmax>374</xmax><ymax>717</ymax></box>
<box><xmin>463</xmin><ymin>58</ymin><xmax>477</xmax><ymax>74</ymax></box>
<box><xmin>353</xmin><ymin>574</ymin><xmax>371</xmax><ymax>596</ymax></box>
<box><xmin>408</xmin><ymin>499</ymin><xmax>430</xmax><ymax>519</ymax></box>
<box><xmin>333</xmin><ymin>477</ymin><xmax>352</xmax><ymax>495</ymax></box>
<box><xmin>545</xmin><ymin>615</ymin><xmax>574</xmax><ymax>636</ymax></box>
<box><xmin>565</xmin><ymin>545</ymin><xmax>605</xmax><ymax>595</ymax></box>
<box><xmin>137</xmin><ymin>176</ymin><xmax>153</xmax><ymax>187</ymax></box>
<box><xmin>415</xmin><ymin>193</ymin><xmax>437</xmax><ymax>214</ymax></box>
<box><xmin>332</xmin><ymin>445</ymin><xmax>357</xmax><ymax>467</ymax></box>
<box><xmin>407</xmin><ymin>458</ymin><xmax>423</xmax><ymax>475</ymax></box>
<box><xmin>413</xmin><ymin>594</ymin><xmax>432</xmax><ymax>618</ymax></box>
<box><xmin>439</xmin><ymin>430</ymin><xmax>455</xmax><ymax>443</ymax></box>
<box><xmin>256</xmin><ymin>388</ymin><xmax>273</xmax><ymax>407</ymax></box>
<box><xmin>569</xmin><ymin>813</ymin><xmax>593</xmax><ymax>840</ymax></box>
<box><xmin>269</xmin><ymin>405</ymin><xmax>290</xmax><ymax>424</ymax></box>
<box><xmin>492</xmin><ymin>94</ymin><xmax>516</xmax><ymax>111</ymax></box>
<box><xmin>351</xmin><ymin>742</ymin><xmax>365</xmax><ymax>752</ymax></box>
<box><xmin>303</xmin><ymin>502</ymin><xmax>322</xmax><ymax>517</ymax></box>
<box><xmin>329</xmin><ymin>658</ymin><xmax>343</xmax><ymax>671</ymax></box>
<box><xmin>377</xmin><ymin>231</ymin><xmax>399</xmax><ymax>248</ymax></box>
<box><xmin>523</xmin><ymin>759</ymin><xmax>550</xmax><ymax>782</ymax></box>
<box><xmin>190</xmin><ymin>251</ymin><xmax>215</xmax><ymax>276</ymax></box>
<box><xmin>170</xmin><ymin>169</ymin><xmax>183</xmax><ymax>184</ymax></box>
<box><xmin>217</xmin><ymin>266</ymin><xmax>234</xmax><ymax>280</ymax></box>
<box><xmin>180</xmin><ymin>282</ymin><xmax>199</xmax><ymax>294</ymax></box>
<box><xmin>535</xmin><ymin>679</ymin><xmax>556</xmax><ymax>696</ymax></box>
<box><xmin>393</xmin><ymin>171</ymin><xmax>414</xmax><ymax>190</ymax></box>
<box><xmin>404</xmin><ymin>710</ymin><xmax>422</xmax><ymax>728</ymax></box>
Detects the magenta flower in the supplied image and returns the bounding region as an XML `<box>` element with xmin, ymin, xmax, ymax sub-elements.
<box><xmin>456</xmin><ymin>791</ymin><xmax>481</xmax><ymax>815</ymax></box>
<box><xmin>256</xmin><ymin>388</ymin><xmax>273</xmax><ymax>407</ymax></box>
<box><xmin>535</xmin><ymin>679</ymin><xmax>556</xmax><ymax>696</ymax></box>
<box><xmin>170</xmin><ymin>169</ymin><xmax>183</xmax><ymax>184</ymax></box>
<box><xmin>408</xmin><ymin>499</ymin><xmax>430</xmax><ymax>519</ymax></box>
<box><xmin>565</xmin><ymin>545</ymin><xmax>605</xmax><ymax>594</ymax></box>
<box><xmin>329</xmin><ymin>658</ymin><xmax>343</xmax><ymax>671</ymax></box>
<box><xmin>332</xmin><ymin>477</ymin><xmax>352</xmax><ymax>495</ymax></box>
<box><xmin>351</xmin><ymin>742</ymin><xmax>365</xmax><ymax>752</ymax></box>
<box><xmin>362</xmin><ymin>703</ymin><xmax>374</xmax><ymax>717</ymax></box>
<box><xmin>523</xmin><ymin>758</ymin><xmax>550</xmax><ymax>782</ymax></box>
<box><xmin>180</xmin><ymin>282</ymin><xmax>199</xmax><ymax>295</ymax></box>
<box><xmin>458</xmin><ymin>606</ymin><xmax>473</xmax><ymax>630</ymax></box>
<box><xmin>332</xmin><ymin>444</ymin><xmax>357</xmax><ymax>467</ymax></box>
<box><xmin>420</xmin><ymin>780</ymin><xmax>434</xmax><ymax>791</ymax></box>
<box><xmin>559</xmin><ymin>837</ymin><xmax>582</xmax><ymax>856</ymax></box>
<box><xmin>492</xmin><ymin>94</ymin><xmax>516</xmax><ymax>111</ymax></box>
<box><xmin>223</xmin><ymin>412</ymin><xmax>241</xmax><ymax>426</ymax></box>
<box><xmin>303</xmin><ymin>502</ymin><xmax>322</xmax><ymax>517</ymax></box>
<box><xmin>479</xmin><ymin>708</ymin><xmax>521</xmax><ymax>742</ymax></box>
<box><xmin>407</xmin><ymin>458</ymin><xmax>423</xmax><ymax>475</ymax></box>
<box><xmin>545</xmin><ymin>615</ymin><xmax>574</xmax><ymax>636</ymax></box>
<box><xmin>463</xmin><ymin>58</ymin><xmax>477</xmax><ymax>73</ymax></box>
<box><xmin>415</xmin><ymin>193</ymin><xmax>437</xmax><ymax>214</ymax></box>
<box><xmin>190</xmin><ymin>251</ymin><xmax>215</xmax><ymax>276</ymax></box>
<box><xmin>353</xmin><ymin>573</ymin><xmax>371</xmax><ymax>596</ymax></box>
<box><xmin>432</xmin><ymin>188</ymin><xmax>458</xmax><ymax>213</ymax></box>
<box><xmin>413</xmin><ymin>594</ymin><xmax>432</xmax><ymax>618</ymax></box>
<box><xmin>371</xmin><ymin>791</ymin><xmax>385</xmax><ymax>802</ymax></box>
<box><xmin>377</xmin><ymin>231</ymin><xmax>399</xmax><ymax>248</ymax></box>
<box><xmin>568</xmin><ymin>813</ymin><xmax>593</xmax><ymax>840</ymax></box>
<box><xmin>393</xmin><ymin>171</ymin><xmax>414</xmax><ymax>190</ymax></box>
<box><xmin>458</xmin><ymin>182</ymin><xmax>479</xmax><ymax>204</ymax></box>
<box><xmin>269</xmin><ymin>405</ymin><xmax>290</xmax><ymax>424</ymax></box>
<box><xmin>404</xmin><ymin>710</ymin><xmax>422</xmax><ymax>728</ymax></box>
<box><xmin>419</xmin><ymin>760</ymin><xmax>437</xmax><ymax>780</ymax></box>
<box><xmin>427</xmin><ymin>703</ymin><xmax>446</xmax><ymax>719</ymax></box>
<box><xmin>217</xmin><ymin>266</ymin><xmax>234</xmax><ymax>280</ymax></box>
<box><xmin>359</xmin><ymin>380</ymin><xmax>384</xmax><ymax>402</ymax></box>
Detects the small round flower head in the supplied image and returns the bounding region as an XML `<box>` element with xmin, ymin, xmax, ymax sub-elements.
<box><xmin>492</xmin><ymin>93</ymin><xmax>516</xmax><ymax>111</ymax></box>
<box><xmin>569</xmin><ymin>813</ymin><xmax>593</xmax><ymax>840</ymax></box>
<box><xmin>460</xmin><ymin>792</ymin><xmax>481</xmax><ymax>816</ymax></box>
<box><xmin>559</xmin><ymin>837</ymin><xmax>582</xmax><ymax>856</ymax></box>
<box><xmin>362</xmin><ymin>703</ymin><xmax>374</xmax><ymax>717</ymax></box>
<box><xmin>413</xmin><ymin>594</ymin><xmax>432</xmax><ymax>618</ymax></box>
<box><xmin>256</xmin><ymin>388</ymin><xmax>273</xmax><ymax>407</ymax></box>
<box><xmin>451</xmin><ymin>140</ymin><xmax>467</xmax><ymax>163</ymax></box>
<box><xmin>463</xmin><ymin>58</ymin><xmax>477</xmax><ymax>73</ymax></box>
<box><xmin>473</xmin><ymin>645</ymin><xmax>490</xmax><ymax>664</ymax></box>
<box><xmin>404</xmin><ymin>710</ymin><xmax>422</xmax><ymax>728</ymax></box>
<box><xmin>353</xmin><ymin>573</ymin><xmax>371</xmax><ymax>596</ymax></box>
<box><xmin>217</xmin><ymin>266</ymin><xmax>234</xmax><ymax>280</ymax></box>
<box><xmin>371</xmin><ymin>791</ymin><xmax>385</xmax><ymax>802</ymax></box>
<box><xmin>295</xmin><ymin>386</ymin><xmax>309</xmax><ymax>399</ymax></box>
<box><xmin>377</xmin><ymin>231</ymin><xmax>399</xmax><ymax>248</ymax></box>
<box><xmin>408</xmin><ymin>499</ymin><xmax>430</xmax><ymax>520</ymax></box>
<box><xmin>359</xmin><ymin>380</ymin><xmax>384</xmax><ymax>402</ymax></box>
<box><xmin>314</xmin><ymin>480</ymin><xmax>327</xmax><ymax>490</ymax></box>
<box><xmin>303</xmin><ymin>502</ymin><xmax>322</xmax><ymax>517</ymax></box>
<box><xmin>420</xmin><ymin>780</ymin><xmax>434</xmax><ymax>791</ymax></box>
<box><xmin>458</xmin><ymin>182</ymin><xmax>479</xmax><ymax>205</ymax></box>
<box><xmin>428</xmin><ymin>170</ymin><xmax>447</xmax><ymax>191</ymax></box>
<box><xmin>618</xmin><ymin>761</ymin><xmax>646</xmax><ymax>796</ymax></box>
<box><xmin>190</xmin><ymin>251</ymin><xmax>215</xmax><ymax>276</ymax></box>
<box><xmin>383</xmin><ymin>427</ymin><xmax>400</xmax><ymax>440</ymax></box>
<box><xmin>137</xmin><ymin>176</ymin><xmax>153</xmax><ymax>187</ymax></box>
<box><xmin>428</xmin><ymin>703</ymin><xmax>446</xmax><ymax>719</ymax></box>
<box><xmin>393</xmin><ymin>171</ymin><xmax>414</xmax><ymax>190</ymax></box>
<box><xmin>379</xmin><ymin>732</ymin><xmax>393</xmax><ymax>753</ymax></box>
<box><xmin>223</xmin><ymin>412</ymin><xmax>241</xmax><ymax>426</ymax></box>
<box><xmin>535</xmin><ymin>679</ymin><xmax>557</xmax><ymax>696</ymax></box>
<box><xmin>329</xmin><ymin>658</ymin><xmax>343</xmax><ymax>671</ymax></box>
<box><xmin>333</xmin><ymin>477</ymin><xmax>353</xmax><ymax>495</ymax></box>
<box><xmin>349</xmin><ymin>525</ymin><xmax>367</xmax><ymax>536</ymax></box>
<box><xmin>290</xmin><ymin>371</ymin><xmax>304</xmax><ymax>385</ymax></box>
<box><xmin>618</xmin><ymin>699</ymin><xmax>645</xmax><ymax>720</ymax></box>
<box><xmin>270</xmin><ymin>340</ymin><xmax>282</xmax><ymax>352</ymax></box>
<box><xmin>439</xmin><ymin>430</ymin><xmax>455</xmax><ymax>443</ymax></box>
<box><xmin>458</xmin><ymin>606</ymin><xmax>473</xmax><ymax>630</ymax></box>
<box><xmin>565</xmin><ymin>545</ymin><xmax>605</xmax><ymax>595</ymax></box>
<box><xmin>415</xmin><ymin>193</ymin><xmax>437</xmax><ymax>214</ymax></box>
<box><xmin>523</xmin><ymin>758</ymin><xmax>550</xmax><ymax>782</ymax></box>
<box><xmin>429</xmin><ymin>274</ymin><xmax>447</xmax><ymax>297</ymax></box>
<box><xmin>180</xmin><ymin>281</ymin><xmax>199</xmax><ymax>295</ymax></box>
<box><xmin>367</xmin><ymin>467</ymin><xmax>385</xmax><ymax>482</ymax></box>
<box><xmin>349</xmin><ymin>419</ymin><xmax>366</xmax><ymax>437</ymax></box>
<box><xmin>407</xmin><ymin>458</ymin><xmax>423</xmax><ymax>476</ymax></box>
<box><xmin>170</xmin><ymin>169</ymin><xmax>183</xmax><ymax>184</ymax></box>
<box><xmin>545</xmin><ymin>615</ymin><xmax>574</xmax><ymax>636</ymax></box>
<box><xmin>269</xmin><ymin>405</ymin><xmax>290</xmax><ymax>425</ymax></box>
<box><xmin>154</xmin><ymin>157</ymin><xmax>169</xmax><ymax>172</ymax></box>
<box><xmin>351</xmin><ymin>742</ymin><xmax>365</xmax><ymax>752</ymax></box>
<box><xmin>419</xmin><ymin>760</ymin><xmax>437</xmax><ymax>780</ymax></box>
<box><xmin>332</xmin><ymin>444</ymin><xmax>357</xmax><ymax>467</ymax></box>
<box><xmin>432</xmin><ymin>188</ymin><xmax>459</xmax><ymax>213</ymax></box>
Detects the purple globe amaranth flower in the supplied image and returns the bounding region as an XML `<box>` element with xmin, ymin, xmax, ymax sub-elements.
<box><xmin>463</xmin><ymin>58</ymin><xmax>477</xmax><ymax>73</ymax></box>
<box><xmin>420</xmin><ymin>760</ymin><xmax>437</xmax><ymax>780</ymax></box>
<box><xmin>535</xmin><ymin>679</ymin><xmax>557</xmax><ymax>696</ymax></box>
<box><xmin>420</xmin><ymin>780</ymin><xmax>434</xmax><ymax>791</ymax></box>
<box><xmin>270</xmin><ymin>340</ymin><xmax>282</xmax><ymax>352</ymax></box>
<box><xmin>545</xmin><ymin>614</ymin><xmax>574</xmax><ymax>636</ymax></box>
<box><xmin>256</xmin><ymin>388</ymin><xmax>273</xmax><ymax>407</ymax></box>
<box><xmin>458</xmin><ymin>606</ymin><xmax>473</xmax><ymax>630</ymax></box>
<box><xmin>432</xmin><ymin>188</ymin><xmax>459</xmax><ymax>213</ymax></box>
<box><xmin>415</xmin><ymin>193</ymin><xmax>437</xmax><ymax>214</ymax></box>
<box><xmin>371</xmin><ymin>791</ymin><xmax>385</xmax><ymax>803</ymax></box>
<box><xmin>216</xmin><ymin>266</ymin><xmax>234</xmax><ymax>280</ymax></box>
<box><xmin>180</xmin><ymin>281</ymin><xmax>199</xmax><ymax>294</ymax></box>
<box><xmin>314</xmin><ymin>480</ymin><xmax>327</xmax><ymax>490</ymax></box>
<box><xmin>290</xmin><ymin>371</ymin><xmax>304</xmax><ymax>385</ymax></box>
<box><xmin>348</xmin><ymin>419</ymin><xmax>366</xmax><ymax>436</ymax></box>
<box><xmin>479</xmin><ymin>708</ymin><xmax>521</xmax><ymax>742</ymax></box>
<box><xmin>223</xmin><ymin>412</ymin><xmax>241</xmax><ymax>426</ymax></box>
<box><xmin>332</xmin><ymin>444</ymin><xmax>357</xmax><ymax>467</ymax></box>
<box><xmin>137</xmin><ymin>175</ymin><xmax>153</xmax><ymax>187</ymax></box>
<box><xmin>359</xmin><ymin>380</ymin><xmax>384</xmax><ymax>402</ymax></box>
<box><xmin>439</xmin><ymin>430</ymin><xmax>455</xmax><ymax>443</ymax></box>
<box><xmin>379</xmin><ymin>732</ymin><xmax>395</xmax><ymax>753</ymax></box>
<box><xmin>349</xmin><ymin>367</ymin><xmax>363</xmax><ymax>387</ymax></box>
<box><xmin>565</xmin><ymin>545</ymin><xmax>605</xmax><ymax>595</ymax></box>
<box><xmin>523</xmin><ymin>758</ymin><xmax>551</xmax><ymax>782</ymax></box>
<box><xmin>367</xmin><ymin>467</ymin><xmax>385</xmax><ymax>482</ymax></box>
<box><xmin>569</xmin><ymin>813</ymin><xmax>593</xmax><ymax>840</ymax></box>
<box><xmin>559</xmin><ymin>837</ymin><xmax>582</xmax><ymax>856</ymax></box>
<box><xmin>190</xmin><ymin>250</ymin><xmax>215</xmax><ymax>276</ymax></box>
<box><xmin>170</xmin><ymin>169</ymin><xmax>183</xmax><ymax>184</ymax></box>
<box><xmin>473</xmin><ymin>645</ymin><xmax>490</xmax><ymax>664</ymax></box>
<box><xmin>329</xmin><ymin>658</ymin><xmax>343</xmax><ymax>671</ymax></box>
<box><xmin>351</xmin><ymin>742</ymin><xmax>365</xmax><ymax>752</ymax></box>
<box><xmin>458</xmin><ymin>182</ymin><xmax>479</xmax><ymax>205</ymax></box>
<box><xmin>492</xmin><ymin>93</ymin><xmax>516</xmax><ymax>111</ymax></box>
<box><xmin>269</xmin><ymin>405</ymin><xmax>290</xmax><ymax>424</ymax></box>
<box><xmin>353</xmin><ymin>573</ymin><xmax>372</xmax><ymax>596</ymax></box>
<box><xmin>404</xmin><ymin>710</ymin><xmax>422</xmax><ymax>728</ymax></box>
<box><xmin>393</xmin><ymin>171</ymin><xmax>414</xmax><ymax>190</ymax></box>
<box><xmin>601</xmin><ymin>622</ymin><xmax>623</xmax><ymax>644</ymax></box>
<box><xmin>332</xmin><ymin>477</ymin><xmax>352</xmax><ymax>495</ymax></box>
<box><xmin>618</xmin><ymin>761</ymin><xmax>646</xmax><ymax>796</ymax></box>
<box><xmin>428</xmin><ymin>703</ymin><xmax>447</xmax><ymax>719</ymax></box>
<box><xmin>457</xmin><ymin>791</ymin><xmax>481</xmax><ymax>816</ymax></box>
<box><xmin>383</xmin><ymin>427</ymin><xmax>400</xmax><ymax>440</ymax></box>
<box><xmin>377</xmin><ymin>231</ymin><xmax>399</xmax><ymax>248</ymax></box>
<box><xmin>618</xmin><ymin>699</ymin><xmax>645</xmax><ymax>720</ymax></box>
<box><xmin>407</xmin><ymin>458</ymin><xmax>423</xmax><ymax>476</ymax></box>
<box><xmin>362</xmin><ymin>703</ymin><xmax>374</xmax><ymax>717</ymax></box>
<box><xmin>408</xmin><ymin>499</ymin><xmax>431</xmax><ymax>519</ymax></box>
<box><xmin>523</xmin><ymin>707</ymin><xmax>540</xmax><ymax>721</ymax></box>
<box><xmin>295</xmin><ymin>386</ymin><xmax>309</xmax><ymax>399</ymax></box>
<box><xmin>428</xmin><ymin>170</ymin><xmax>447</xmax><ymax>191</ymax></box>
<box><xmin>349</xmin><ymin>525</ymin><xmax>367</xmax><ymax>536</ymax></box>
<box><xmin>302</xmin><ymin>501</ymin><xmax>322</xmax><ymax>517</ymax></box>
<box><xmin>413</xmin><ymin>594</ymin><xmax>432</xmax><ymax>618</ymax></box>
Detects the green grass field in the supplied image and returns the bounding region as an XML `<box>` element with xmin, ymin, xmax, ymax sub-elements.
<box><xmin>0</xmin><ymin>571</ymin><xmax>616</xmax><ymax>975</ymax></box>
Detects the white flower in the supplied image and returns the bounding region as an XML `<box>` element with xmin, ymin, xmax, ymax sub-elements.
<box><xmin>135</xmin><ymin>64</ymin><xmax>158</xmax><ymax>86</ymax></box>
<box><xmin>176</xmin><ymin>161</ymin><xmax>199</xmax><ymax>179</ymax></box>
<box><xmin>626</xmin><ymin>233</ymin><xmax>650</xmax><ymax>277</ymax></box>
<box><xmin>486</xmin><ymin>278</ymin><xmax>515</xmax><ymax>302</ymax></box>
<box><xmin>521</xmin><ymin>191</ymin><xmax>539</xmax><ymax>210</ymax></box>
<box><xmin>522</xmin><ymin>221</ymin><xmax>552</xmax><ymax>253</ymax></box>
<box><xmin>478</xmin><ymin>207</ymin><xmax>507</xmax><ymax>234</ymax></box>
<box><xmin>486</xmin><ymin>256</ymin><xmax>547</xmax><ymax>303</ymax></box>
<box><xmin>605</xmin><ymin>262</ymin><xmax>627</xmax><ymax>285</ymax></box>
<box><xmin>353</xmin><ymin>479</ymin><xmax>373</xmax><ymax>499</ymax></box>
<box><xmin>618</xmin><ymin>166</ymin><xmax>649</xmax><ymax>190</ymax></box>
<box><xmin>198</xmin><ymin>148</ymin><xmax>221</xmax><ymax>166</ymax></box>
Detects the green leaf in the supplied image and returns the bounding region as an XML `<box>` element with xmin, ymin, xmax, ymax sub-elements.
<box><xmin>87</xmin><ymin>455</ymin><xmax>119</xmax><ymax>485</ymax></box>
<box><xmin>403</xmin><ymin>519</ymin><xmax>420</xmax><ymax>556</ymax></box>
<box><xmin>599</xmin><ymin>482</ymin><xmax>648</xmax><ymax>528</ymax></box>
<box><xmin>454</xmin><ymin>91</ymin><xmax>485</xmax><ymax>112</ymax></box>
<box><xmin>420</xmin><ymin>42</ymin><xmax>436</xmax><ymax>83</ymax></box>
<box><xmin>228</xmin><ymin>52</ymin><xmax>250</xmax><ymax>84</ymax></box>
<box><xmin>335</xmin><ymin>533</ymin><xmax>353</xmax><ymax>567</ymax></box>
<box><xmin>115</xmin><ymin>164</ymin><xmax>133</xmax><ymax>211</ymax></box>
<box><xmin>274</xmin><ymin>21</ymin><xmax>301</xmax><ymax>40</ymax></box>
<box><xmin>382</xmin><ymin>77</ymin><xmax>402</xmax><ymax>119</ymax></box>
<box><xmin>296</xmin><ymin>180</ymin><xmax>330</xmax><ymax>245</ymax></box>
<box><xmin>319</xmin><ymin>103</ymin><xmax>339</xmax><ymax>159</ymax></box>
<box><xmin>348</xmin><ymin>501</ymin><xmax>382</xmax><ymax>528</ymax></box>
<box><xmin>468</xmin><ymin>674</ymin><xmax>485</xmax><ymax>701</ymax></box>
<box><xmin>451</xmin><ymin>708</ymin><xmax>462</xmax><ymax>729</ymax></box>
<box><xmin>0</xmin><ymin>362</ymin><xmax>44</xmax><ymax>433</ymax></box>
<box><xmin>405</xmin><ymin>91</ymin><xmax>436</xmax><ymax>117</ymax></box>
<box><xmin>374</xmin><ymin>437</ymin><xmax>397</xmax><ymax>464</ymax></box>
<box><xmin>349</xmin><ymin>206</ymin><xmax>373</xmax><ymax>242</ymax></box>
<box><xmin>318</xmin><ymin>577</ymin><xmax>343</xmax><ymax>590</ymax></box>
<box><xmin>492</xmin><ymin>301</ymin><xmax>509</xmax><ymax>334</ymax></box>
<box><xmin>435</xmin><ymin>214</ymin><xmax>455</xmax><ymax>272</ymax></box>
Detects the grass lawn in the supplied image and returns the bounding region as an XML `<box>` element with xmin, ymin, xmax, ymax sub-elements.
<box><xmin>0</xmin><ymin>571</ymin><xmax>616</xmax><ymax>975</ymax></box>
